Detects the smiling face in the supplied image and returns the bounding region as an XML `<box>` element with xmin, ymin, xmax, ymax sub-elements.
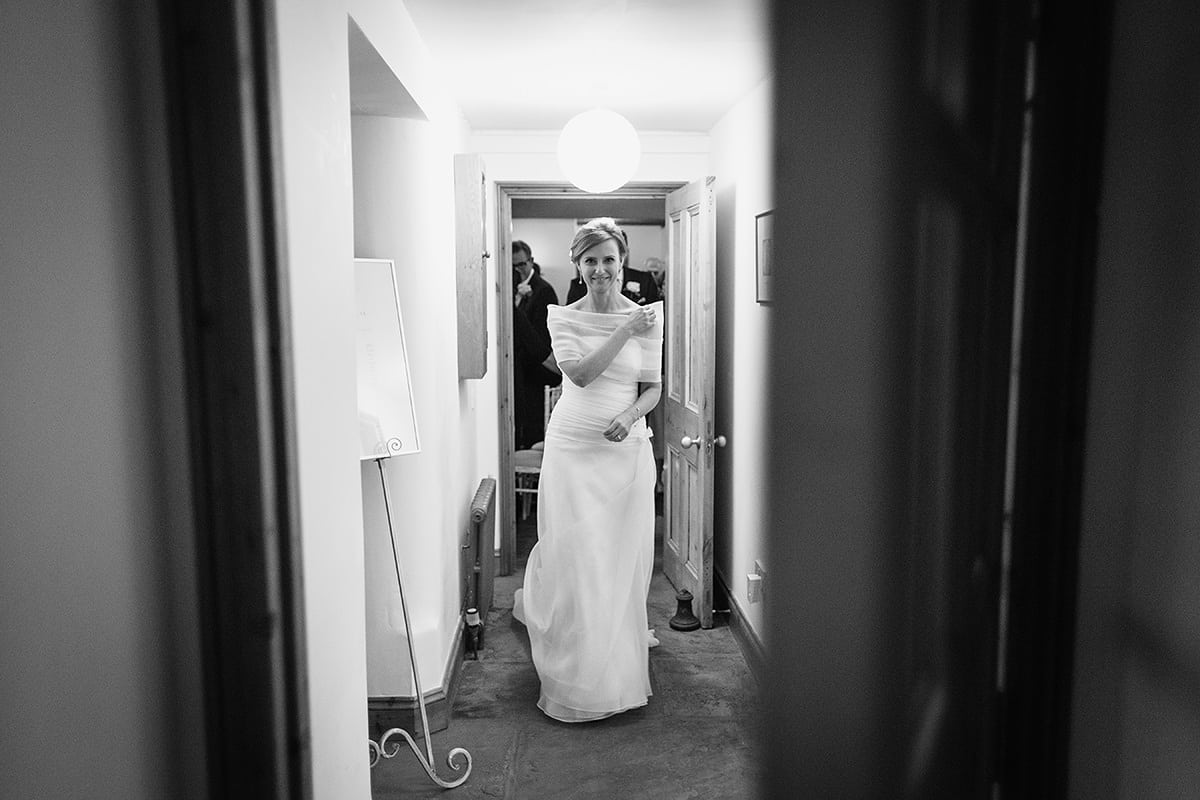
<box><xmin>577</xmin><ymin>238</ymin><xmax>623</xmax><ymax>296</ymax></box>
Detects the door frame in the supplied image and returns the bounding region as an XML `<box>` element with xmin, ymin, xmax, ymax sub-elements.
<box><xmin>763</xmin><ymin>0</ymin><xmax>1113</xmax><ymax>795</ymax></box>
<box><xmin>494</xmin><ymin>182</ymin><xmax>684</xmax><ymax>576</ymax></box>
<box><xmin>160</xmin><ymin>0</ymin><xmax>311</xmax><ymax>797</ymax></box>
<box><xmin>999</xmin><ymin>0</ymin><xmax>1113</xmax><ymax>794</ymax></box>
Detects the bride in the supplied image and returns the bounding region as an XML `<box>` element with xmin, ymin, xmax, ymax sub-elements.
<box><xmin>514</xmin><ymin>217</ymin><xmax>663</xmax><ymax>722</ymax></box>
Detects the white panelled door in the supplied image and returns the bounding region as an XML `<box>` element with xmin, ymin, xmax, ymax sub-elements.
<box><xmin>661</xmin><ymin>177</ymin><xmax>720</xmax><ymax>628</ymax></box>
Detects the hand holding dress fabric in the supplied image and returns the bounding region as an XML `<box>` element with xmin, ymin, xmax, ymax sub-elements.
<box><xmin>623</xmin><ymin>305</ymin><xmax>657</xmax><ymax>335</ymax></box>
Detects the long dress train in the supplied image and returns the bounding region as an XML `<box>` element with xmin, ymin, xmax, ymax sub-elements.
<box><xmin>514</xmin><ymin>302</ymin><xmax>663</xmax><ymax>722</ymax></box>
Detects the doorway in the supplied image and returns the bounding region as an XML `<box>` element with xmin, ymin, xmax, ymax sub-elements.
<box><xmin>494</xmin><ymin>183</ymin><xmax>684</xmax><ymax>577</ymax></box>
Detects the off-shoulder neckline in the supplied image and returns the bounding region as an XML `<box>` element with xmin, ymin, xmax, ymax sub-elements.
<box><xmin>550</xmin><ymin>300</ymin><xmax>663</xmax><ymax>318</ymax></box>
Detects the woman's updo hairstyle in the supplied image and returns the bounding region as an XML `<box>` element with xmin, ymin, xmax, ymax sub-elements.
<box><xmin>568</xmin><ymin>217</ymin><xmax>628</xmax><ymax>266</ymax></box>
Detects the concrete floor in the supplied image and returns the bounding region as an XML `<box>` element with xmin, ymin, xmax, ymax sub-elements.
<box><xmin>369</xmin><ymin>507</ymin><xmax>763</xmax><ymax>799</ymax></box>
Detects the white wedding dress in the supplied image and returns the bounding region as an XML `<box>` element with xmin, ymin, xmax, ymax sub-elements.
<box><xmin>514</xmin><ymin>302</ymin><xmax>663</xmax><ymax>722</ymax></box>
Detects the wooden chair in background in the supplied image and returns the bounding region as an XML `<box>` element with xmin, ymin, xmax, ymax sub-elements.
<box><xmin>513</xmin><ymin>385</ymin><xmax>562</xmax><ymax>520</ymax></box>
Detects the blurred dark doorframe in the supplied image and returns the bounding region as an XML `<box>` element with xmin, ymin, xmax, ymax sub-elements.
<box><xmin>1001</xmin><ymin>0</ymin><xmax>1113</xmax><ymax>796</ymax></box>
<box><xmin>160</xmin><ymin>2</ymin><xmax>311</xmax><ymax>798</ymax></box>
<box><xmin>764</xmin><ymin>0</ymin><xmax>1112</xmax><ymax>796</ymax></box>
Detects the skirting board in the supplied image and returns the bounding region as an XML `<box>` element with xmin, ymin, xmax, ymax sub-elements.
<box><xmin>715</xmin><ymin>566</ymin><xmax>766</xmax><ymax>685</ymax></box>
<box><xmin>367</xmin><ymin>619</ymin><xmax>466</xmax><ymax>739</ymax></box>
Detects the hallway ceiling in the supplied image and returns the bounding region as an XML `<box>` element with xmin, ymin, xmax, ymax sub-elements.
<box><xmin>402</xmin><ymin>0</ymin><xmax>771</xmax><ymax>133</ymax></box>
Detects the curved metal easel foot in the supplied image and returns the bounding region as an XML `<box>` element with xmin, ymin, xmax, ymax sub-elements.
<box><xmin>366</xmin><ymin>458</ymin><xmax>473</xmax><ymax>789</ymax></box>
<box><xmin>369</xmin><ymin>728</ymin><xmax>472</xmax><ymax>788</ymax></box>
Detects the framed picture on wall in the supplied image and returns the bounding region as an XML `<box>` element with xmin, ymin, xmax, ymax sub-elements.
<box><xmin>755</xmin><ymin>209</ymin><xmax>774</xmax><ymax>304</ymax></box>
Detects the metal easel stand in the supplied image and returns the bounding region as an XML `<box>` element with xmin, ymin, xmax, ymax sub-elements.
<box><xmin>367</xmin><ymin>458</ymin><xmax>472</xmax><ymax>788</ymax></box>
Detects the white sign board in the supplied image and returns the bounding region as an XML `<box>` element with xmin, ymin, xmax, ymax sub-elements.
<box><xmin>355</xmin><ymin>258</ymin><xmax>420</xmax><ymax>460</ymax></box>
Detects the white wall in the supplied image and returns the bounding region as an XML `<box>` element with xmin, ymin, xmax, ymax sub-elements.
<box><xmin>1069</xmin><ymin>0</ymin><xmax>1200</xmax><ymax>796</ymax></box>
<box><xmin>621</xmin><ymin>225</ymin><xmax>669</xmax><ymax>274</ymax></box>
<box><xmin>352</xmin><ymin>110</ymin><xmax>479</xmax><ymax>697</ymax></box>
<box><xmin>0</xmin><ymin>2</ymin><xmax>204</xmax><ymax>797</ymax></box>
<box><xmin>711</xmin><ymin>78</ymin><xmax>774</xmax><ymax>643</ymax></box>
<box><xmin>274</xmin><ymin>0</ymin><xmax>486</xmax><ymax>795</ymax></box>
<box><xmin>273</xmin><ymin>2</ymin><xmax>367</xmax><ymax>794</ymax></box>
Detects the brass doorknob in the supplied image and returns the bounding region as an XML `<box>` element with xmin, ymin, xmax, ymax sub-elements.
<box><xmin>680</xmin><ymin>435</ymin><xmax>700</xmax><ymax>449</ymax></box>
<box><xmin>713</xmin><ymin>435</ymin><xmax>727</xmax><ymax>447</ymax></box>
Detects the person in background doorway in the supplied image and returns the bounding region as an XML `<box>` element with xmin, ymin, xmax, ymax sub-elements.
<box><xmin>513</xmin><ymin>240</ymin><xmax>557</xmax><ymax>343</ymax></box>
<box><xmin>642</xmin><ymin>256</ymin><xmax>666</xmax><ymax>298</ymax></box>
<box><xmin>512</xmin><ymin>240</ymin><xmax>561</xmax><ymax>449</ymax></box>
<box><xmin>565</xmin><ymin>229</ymin><xmax>661</xmax><ymax>306</ymax></box>
<box><xmin>512</xmin><ymin>298</ymin><xmax>561</xmax><ymax>450</ymax></box>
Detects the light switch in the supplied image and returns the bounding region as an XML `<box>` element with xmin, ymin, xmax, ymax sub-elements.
<box><xmin>747</xmin><ymin>573</ymin><xmax>763</xmax><ymax>604</ymax></box>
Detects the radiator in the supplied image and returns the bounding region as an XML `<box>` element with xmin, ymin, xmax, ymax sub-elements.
<box><xmin>462</xmin><ymin>477</ymin><xmax>496</xmax><ymax>620</ymax></box>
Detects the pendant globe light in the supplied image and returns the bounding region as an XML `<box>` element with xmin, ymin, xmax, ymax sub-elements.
<box><xmin>556</xmin><ymin>108</ymin><xmax>641</xmax><ymax>193</ymax></box>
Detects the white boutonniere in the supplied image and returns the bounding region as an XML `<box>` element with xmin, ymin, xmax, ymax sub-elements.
<box><xmin>625</xmin><ymin>280</ymin><xmax>641</xmax><ymax>294</ymax></box>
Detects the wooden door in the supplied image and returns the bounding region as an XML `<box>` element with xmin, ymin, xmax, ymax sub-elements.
<box><xmin>661</xmin><ymin>177</ymin><xmax>718</xmax><ymax>628</ymax></box>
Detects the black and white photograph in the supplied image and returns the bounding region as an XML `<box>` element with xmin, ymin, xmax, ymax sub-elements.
<box><xmin>3</xmin><ymin>1</ymin><xmax>1197</xmax><ymax>799</ymax></box>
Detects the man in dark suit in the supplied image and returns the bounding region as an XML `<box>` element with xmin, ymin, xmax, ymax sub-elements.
<box><xmin>512</xmin><ymin>240</ymin><xmax>560</xmax><ymax>449</ymax></box>
<box><xmin>513</xmin><ymin>240</ymin><xmax>558</xmax><ymax>344</ymax></box>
